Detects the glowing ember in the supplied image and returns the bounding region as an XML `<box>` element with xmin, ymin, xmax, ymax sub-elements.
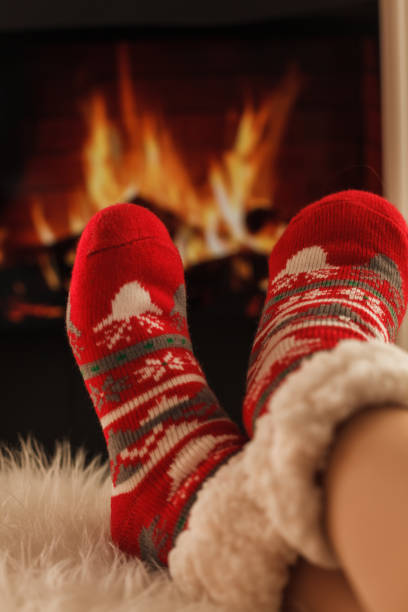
<box><xmin>7</xmin><ymin>301</ymin><xmax>65</xmax><ymax>322</ymax></box>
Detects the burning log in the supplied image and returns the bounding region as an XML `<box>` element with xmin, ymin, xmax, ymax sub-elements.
<box><xmin>0</xmin><ymin>32</ymin><xmax>380</xmax><ymax>328</ymax></box>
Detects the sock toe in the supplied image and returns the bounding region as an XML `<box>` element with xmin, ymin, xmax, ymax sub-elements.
<box><xmin>68</xmin><ymin>202</ymin><xmax>184</xmax><ymax>360</ymax></box>
<box><xmin>293</xmin><ymin>190</ymin><xmax>408</xmax><ymax>234</ymax></box>
<box><xmin>79</xmin><ymin>203</ymin><xmax>173</xmax><ymax>257</ymax></box>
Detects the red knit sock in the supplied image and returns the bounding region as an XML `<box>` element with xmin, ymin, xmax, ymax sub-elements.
<box><xmin>243</xmin><ymin>190</ymin><xmax>408</xmax><ymax>436</ymax></box>
<box><xmin>66</xmin><ymin>203</ymin><xmax>245</xmax><ymax>567</ymax></box>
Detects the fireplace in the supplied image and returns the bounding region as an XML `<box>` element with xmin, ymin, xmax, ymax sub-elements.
<box><xmin>0</xmin><ymin>13</ymin><xmax>381</xmax><ymax>456</ymax></box>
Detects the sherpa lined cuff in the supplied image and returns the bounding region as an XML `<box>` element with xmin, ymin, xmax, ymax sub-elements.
<box><xmin>242</xmin><ymin>338</ymin><xmax>408</xmax><ymax>568</ymax></box>
<box><xmin>169</xmin><ymin>451</ymin><xmax>297</xmax><ymax>611</ymax></box>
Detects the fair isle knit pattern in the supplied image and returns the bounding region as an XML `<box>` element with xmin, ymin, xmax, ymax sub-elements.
<box><xmin>66</xmin><ymin>203</ymin><xmax>245</xmax><ymax>567</ymax></box>
<box><xmin>243</xmin><ymin>190</ymin><xmax>408</xmax><ymax>436</ymax></box>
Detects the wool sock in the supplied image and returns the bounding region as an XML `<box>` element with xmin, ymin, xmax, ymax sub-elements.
<box><xmin>243</xmin><ymin>190</ymin><xmax>408</xmax><ymax>436</ymax></box>
<box><xmin>66</xmin><ymin>203</ymin><xmax>245</xmax><ymax>567</ymax></box>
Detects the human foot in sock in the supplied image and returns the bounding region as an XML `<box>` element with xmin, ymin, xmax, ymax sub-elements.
<box><xmin>66</xmin><ymin>203</ymin><xmax>245</xmax><ymax>567</ymax></box>
<box><xmin>244</xmin><ymin>190</ymin><xmax>408</xmax><ymax>435</ymax></box>
<box><xmin>241</xmin><ymin>190</ymin><xmax>408</xmax><ymax>567</ymax></box>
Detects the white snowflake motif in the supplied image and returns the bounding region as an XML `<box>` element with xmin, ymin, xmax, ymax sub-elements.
<box><xmin>95</xmin><ymin>319</ymin><xmax>133</xmax><ymax>350</ymax></box>
<box><xmin>137</xmin><ymin>313</ymin><xmax>165</xmax><ymax>334</ymax></box>
<box><xmin>274</xmin><ymin>287</ymin><xmax>332</xmax><ymax>314</ymax></box>
<box><xmin>336</xmin><ymin>287</ymin><xmax>386</xmax><ymax>318</ymax></box>
<box><xmin>364</xmin><ymin>295</ymin><xmax>387</xmax><ymax>318</ymax></box>
<box><xmin>135</xmin><ymin>351</ymin><xmax>187</xmax><ymax>383</ymax></box>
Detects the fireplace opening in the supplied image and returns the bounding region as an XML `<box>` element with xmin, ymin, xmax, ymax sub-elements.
<box><xmin>0</xmin><ymin>18</ymin><xmax>381</xmax><ymax>457</ymax></box>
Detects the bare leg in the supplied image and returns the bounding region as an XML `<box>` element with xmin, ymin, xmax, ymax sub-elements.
<box><xmin>283</xmin><ymin>404</ymin><xmax>408</xmax><ymax>612</ymax></box>
<box><xmin>282</xmin><ymin>556</ymin><xmax>365</xmax><ymax>612</ymax></box>
<box><xmin>324</xmin><ymin>406</ymin><xmax>408</xmax><ymax>612</ymax></box>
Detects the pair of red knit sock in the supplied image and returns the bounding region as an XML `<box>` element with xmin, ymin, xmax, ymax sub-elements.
<box><xmin>66</xmin><ymin>190</ymin><xmax>408</xmax><ymax>573</ymax></box>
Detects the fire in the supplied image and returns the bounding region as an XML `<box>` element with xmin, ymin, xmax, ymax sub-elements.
<box><xmin>7</xmin><ymin>300</ymin><xmax>65</xmax><ymax>323</ymax></box>
<box><xmin>31</xmin><ymin>45</ymin><xmax>302</xmax><ymax>268</ymax></box>
<box><xmin>31</xmin><ymin>199</ymin><xmax>57</xmax><ymax>246</ymax></box>
<box><xmin>1</xmin><ymin>45</ymin><xmax>303</xmax><ymax>324</ymax></box>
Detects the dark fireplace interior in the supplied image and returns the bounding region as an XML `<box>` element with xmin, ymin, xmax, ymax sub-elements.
<box><xmin>1</xmin><ymin>2</ymin><xmax>380</xmax><ymax>461</ymax></box>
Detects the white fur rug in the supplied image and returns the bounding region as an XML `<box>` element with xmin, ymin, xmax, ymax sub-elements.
<box><xmin>0</xmin><ymin>440</ymin><xmax>223</xmax><ymax>612</ymax></box>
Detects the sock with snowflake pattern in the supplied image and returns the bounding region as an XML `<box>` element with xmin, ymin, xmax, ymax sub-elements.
<box><xmin>67</xmin><ymin>203</ymin><xmax>245</xmax><ymax>567</ymax></box>
<box><xmin>243</xmin><ymin>190</ymin><xmax>408</xmax><ymax>436</ymax></box>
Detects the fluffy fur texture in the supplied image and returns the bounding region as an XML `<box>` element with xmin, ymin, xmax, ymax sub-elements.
<box><xmin>0</xmin><ymin>439</ymin><xmax>298</xmax><ymax>612</ymax></box>
<box><xmin>4</xmin><ymin>339</ymin><xmax>408</xmax><ymax>611</ymax></box>
<box><xmin>242</xmin><ymin>338</ymin><xmax>408</xmax><ymax>568</ymax></box>
<box><xmin>0</xmin><ymin>440</ymin><xmax>229</xmax><ymax>612</ymax></box>
<box><xmin>169</xmin><ymin>452</ymin><xmax>296</xmax><ymax>611</ymax></box>
<box><xmin>169</xmin><ymin>338</ymin><xmax>408</xmax><ymax>608</ymax></box>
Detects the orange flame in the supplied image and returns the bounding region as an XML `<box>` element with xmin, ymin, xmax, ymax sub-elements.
<box><xmin>29</xmin><ymin>45</ymin><xmax>302</xmax><ymax>269</ymax></box>
<box><xmin>31</xmin><ymin>199</ymin><xmax>57</xmax><ymax>246</ymax></box>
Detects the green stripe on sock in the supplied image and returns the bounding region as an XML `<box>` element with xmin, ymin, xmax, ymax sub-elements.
<box><xmin>80</xmin><ymin>334</ymin><xmax>193</xmax><ymax>380</ymax></box>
